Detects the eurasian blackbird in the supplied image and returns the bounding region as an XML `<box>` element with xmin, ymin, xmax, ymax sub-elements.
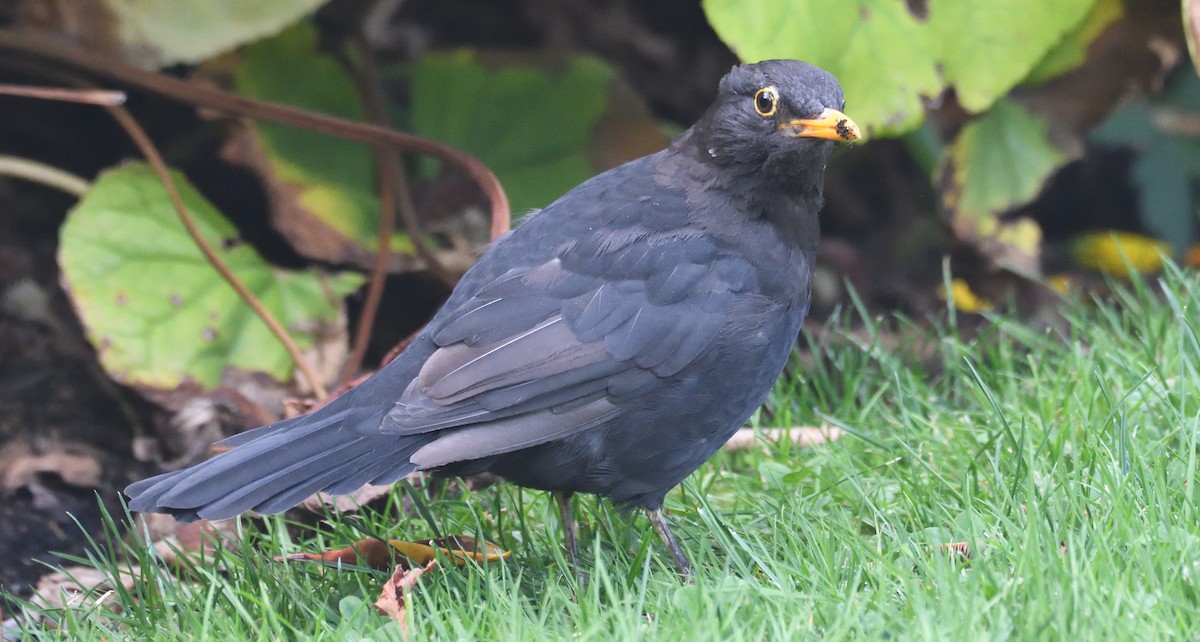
<box><xmin>126</xmin><ymin>59</ymin><xmax>860</xmax><ymax>579</ymax></box>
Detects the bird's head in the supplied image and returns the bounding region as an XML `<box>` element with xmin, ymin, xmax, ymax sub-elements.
<box><xmin>688</xmin><ymin>60</ymin><xmax>860</xmax><ymax>183</ymax></box>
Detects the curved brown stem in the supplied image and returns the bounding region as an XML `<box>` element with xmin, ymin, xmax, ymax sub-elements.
<box><xmin>0</xmin><ymin>29</ymin><xmax>510</xmax><ymax>241</ymax></box>
<box><xmin>337</xmin><ymin>34</ymin><xmax>458</xmax><ymax>384</ymax></box>
<box><xmin>346</xmin><ymin>34</ymin><xmax>458</xmax><ymax>289</ymax></box>
<box><xmin>105</xmin><ymin>105</ymin><xmax>330</xmax><ymax>400</ymax></box>
<box><xmin>339</xmin><ymin>42</ymin><xmax>398</xmax><ymax>385</ymax></box>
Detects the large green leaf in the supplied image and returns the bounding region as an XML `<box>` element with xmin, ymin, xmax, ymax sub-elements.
<box><xmin>59</xmin><ymin>164</ymin><xmax>363</xmax><ymax>390</ymax></box>
<box><xmin>925</xmin><ymin>0</ymin><xmax>1095</xmax><ymax>112</ymax></box>
<box><xmin>409</xmin><ymin>52</ymin><xmax>616</xmax><ymax>216</ymax></box>
<box><xmin>941</xmin><ymin>100</ymin><xmax>1067</xmax><ymax>221</ymax></box>
<box><xmin>939</xmin><ymin>100</ymin><xmax>1068</xmax><ymax>273</ymax></box>
<box><xmin>229</xmin><ymin>22</ymin><xmax>414</xmax><ymax>262</ymax></box>
<box><xmin>18</xmin><ymin>0</ymin><xmax>329</xmax><ymax>68</ymax></box>
<box><xmin>702</xmin><ymin>0</ymin><xmax>940</xmax><ymax>137</ymax></box>
<box><xmin>704</xmin><ymin>0</ymin><xmax>1100</xmax><ymax>135</ymax></box>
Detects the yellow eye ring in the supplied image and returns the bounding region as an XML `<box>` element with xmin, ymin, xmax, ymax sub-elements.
<box><xmin>754</xmin><ymin>86</ymin><xmax>779</xmax><ymax>118</ymax></box>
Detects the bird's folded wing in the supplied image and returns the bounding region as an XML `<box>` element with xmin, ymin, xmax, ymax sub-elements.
<box><xmin>378</xmin><ymin>227</ymin><xmax>743</xmax><ymax>467</ymax></box>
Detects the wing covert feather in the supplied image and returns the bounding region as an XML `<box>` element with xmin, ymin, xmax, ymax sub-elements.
<box><xmin>379</xmin><ymin>178</ymin><xmax>766</xmax><ymax>467</ymax></box>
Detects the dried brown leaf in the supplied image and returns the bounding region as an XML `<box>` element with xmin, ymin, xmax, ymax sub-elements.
<box><xmin>938</xmin><ymin>542</ymin><xmax>974</xmax><ymax>560</ymax></box>
<box><xmin>375</xmin><ymin>559</ymin><xmax>437</xmax><ymax>632</ymax></box>
<box><xmin>30</xmin><ymin>564</ymin><xmax>137</xmax><ymax>620</ymax></box>
<box><xmin>131</xmin><ymin>513</ymin><xmax>241</xmax><ymax>567</ymax></box>
<box><xmin>301</xmin><ymin>483</ymin><xmax>394</xmax><ymax>514</ymax></box>
<box><xmin>276</xmin><ymin>535</ymin><xmax>509</xmax><ymax>570</ymax></box>
<box><xmin>218</xmin><ymin>120</ymin><xmax>396</xmax><ymax>269</ymax></box>
<box><xmin>0</xmin><ymin>441</ymin><xmax>102</xmax><ymax>491</ymax></box>
<box><xmin>277</xmin><ymin>537</ymin><xmax>396</xmax><ymax>568</ymax></box>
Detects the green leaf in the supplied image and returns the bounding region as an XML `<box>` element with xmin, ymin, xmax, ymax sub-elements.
<box><xmin>702</xmin><ymin>0</ymin><xmax>941</xmax><ymax>137</ymax></box>
<box><xmin>59</xmin><ymin>164</ymin><xmax>363</xmax><ymax>390</ymax></box>
<box><xmin>408</xmin><ymin>52</ymin><xmax>616</xmax><ymax>216</ymax></box>
<box><xmin>337</xmin><ymin>596</ymin><xmax>370</xmax><ymax>628</ymax></box>
<box><xmin>230</xmin><ymin>22</ymin><xmax>414</xmax><ymax>260</ymax></box>
<box><xmin>925</xmin><ymin>0</ymin><xmax>1096</xmax><ymax>112</ymax></box>
<box><xmin>49</xmin><ymin>0</ymin><xmax>330</xmax><ymax>68</ymax></box>
<box><xmin>1024</xmin><ymin>0</ymin><xmax>1123</xmax><ymax>85</ymax></box>
<box><xmin>758</xmin><ymin>461</ymin><xmax>794</xmax><ymax>488</ymax></box>
<box><xmin>939</xmin><ymin>100</ymin><xmax>1067</xmax><ymax>272</ymax></box>
<box><xmin>941</xmin><ymin>100</ymin><xmax>1067</xmax><ymax>226</ymax></box>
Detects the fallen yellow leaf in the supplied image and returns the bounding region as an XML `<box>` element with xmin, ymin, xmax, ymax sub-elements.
<box><xmin>1071</xmin><ymin>230</ymin><xmax>1170</xmax><ymax>277</ymax></box>
<box><xmin>937</xmin><ymin>278</ymin><xmax>993</xmax><ymax>313</ymax></box>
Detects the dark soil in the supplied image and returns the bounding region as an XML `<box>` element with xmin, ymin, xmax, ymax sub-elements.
<box><xmin>0</xmin><ymin>220</ymin><xmax>143</xmax><ymax>599</ymax></box>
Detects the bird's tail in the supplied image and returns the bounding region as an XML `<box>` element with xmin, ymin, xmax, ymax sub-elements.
<box><xmin>124</xmin><ymin>400</ymin><xmax>427</xmax><ymax>522</ymax></box>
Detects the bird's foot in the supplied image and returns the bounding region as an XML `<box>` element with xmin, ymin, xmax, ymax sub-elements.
<box><xmin>646</xmin><ymin>507</ymin><xmax>695</xmax><ymax>583</ymax></box>
<box><xmin>554</xmin><ymin>491</ymin><xmax>589</xmax><ymax>585</ymax></box>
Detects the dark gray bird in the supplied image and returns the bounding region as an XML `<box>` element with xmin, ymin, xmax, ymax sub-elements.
<box><xmin>126</xmin><ymin>59</ymin><xmax>860</xmax><ymax>579</ymax></box>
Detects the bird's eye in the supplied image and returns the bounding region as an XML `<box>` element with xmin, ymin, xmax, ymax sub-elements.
<box><xmin>753</xmin><ymin>87</ymin><xmax>779</xmax><ymax>118</ymax></box>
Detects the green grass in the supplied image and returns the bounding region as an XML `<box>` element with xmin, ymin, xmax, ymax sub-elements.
<box><xmin>9</xmin><ymin>264</ymin><xmax>1200</xmax><ymax>640</ymax></box>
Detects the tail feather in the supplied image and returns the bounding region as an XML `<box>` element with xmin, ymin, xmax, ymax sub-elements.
<box><xmin>177</xmin><ymin>437</ymin><xmax>379</xmax><ymax>519</ymax></box>
<box><xmin>124</xmin><ymin>410</ymin><xmax>336</xmax><ymax>505</ymax></box>
<box><xmin>149</xmin><ymin>408</ymin><xmax>363</xmax><ymax>506</ymax></box>
<box><xmin>157</xmin><ymin>425</ymin><xmax>352</xmax><ymax>507</ymax></box>
<box><xmin>324</xmin><ymin>440</ymin><xmax>420</xmax><ymax>494</ymax></box>
<box><xmin>124</xmin><ymin>402</ymin><xmax>428</xmax><ymax>521</ymax></box>
<box><xmin>249</xmin><ymin>447</ymin><xmax>406</xmax><ymax>516</ymax></box>
<box><xmin>370</xmin><ymin>457</ymin><xmax>424</xmax><ymax>487</ymax></box>
<box><xmin>213</xmin><ymin>415</ymin><xmax>313</xmax><ymax>448</ymax></box>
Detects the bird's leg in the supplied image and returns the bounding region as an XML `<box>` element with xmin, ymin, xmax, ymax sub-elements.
<box><xmin>554</xmin><ymin>491</ymin><xmax>585</xmax><ymax>582</ymax></box>
<box><xmin>646</xmin><ymin>507</ymin><xmax>695</xmax><ymax>582</ymax></box>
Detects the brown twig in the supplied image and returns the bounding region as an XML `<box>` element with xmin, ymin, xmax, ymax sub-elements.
<box><xmin>0</xmin><ymin>84</ymin><xmax>125</xmax><ymax>105</ymax></box>
<box><xmin>0</xmin><ymin>29</ymin><xmax>510</xmax><ymax>239</ymax></box>
<box><xmin>349</xmin><ymin>35</ymin><xmax>457</xmax><ymax>288</ymax></box>
<box><xmin>103</xmin><ymin>105</ymin><xmax>330</xmax><ymax>400</ymax></box>
<box><xmin>336</xmin><ymin>34</ymin><xmax>457</xmax><ymax>384</ymax></box>
<box><xmin>3</xmin><ymin>61</ymin><xmax>333</xmax><ymax>401</ymax></box>
<box><xmin>340</xmin><ymin>42</ymin><xmax>398</xmax><ymax>383</ymax></box>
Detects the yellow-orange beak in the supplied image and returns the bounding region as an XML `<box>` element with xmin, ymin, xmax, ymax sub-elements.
<box><xmin>782</xmin><ymin>108</ymin><xmax>861</xmax><ymax>142</ymax></box>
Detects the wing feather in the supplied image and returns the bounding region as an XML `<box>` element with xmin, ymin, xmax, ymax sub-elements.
<box><xmin>376</xmin><ymin>191</ymin><xmax>760</xmax><ymax>469</ymax></box>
